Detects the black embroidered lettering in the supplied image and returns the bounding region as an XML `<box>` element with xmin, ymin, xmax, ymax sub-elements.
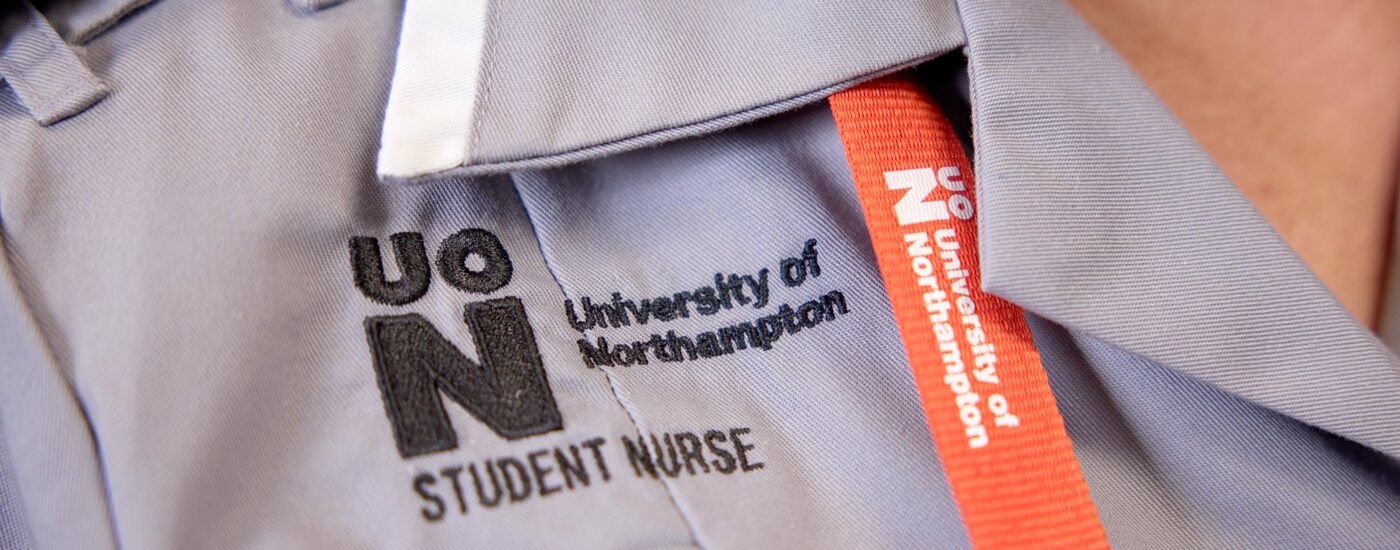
<box><xmin>821</xmin><ymin>290</ymin><xmax>849</xmax><ymax>318</ymax></box>
<box><xmin>563</xmin><ymin>299</ymin><xmax>588</xmax><ymax>332</ymax></box>
<box><xmin>731</xmin><ymin>428</ymin><xmax>764</xmax><ymax>472</ymax></box>
<box><xmin>603</xmin><ymin>294</ymin><xmax>632</xmax><ymax>327</ymax></box>
<box><xmin>414</xmin><ymin>473</ymin><xmax>446</xmax><ymax>521</ymax></box>
<box><xmin>404</xmin><ymin>437</ymin><xmax>626</xmax><ymax>522</ymax></box>
<box><xmin>675</xmin><ymin>432</ymin><xmax>710</xmax><ymax>475</ymax></box>
<box><xmin>609</xmin><ymin>342</ymin><xmax>635</xmax><ymax>366</ymax></box>
<box><xmin>802</xmin><ymin>239</ymin><xmax>822</xmax><ymax>277</ymax></box>
<box><xmin>797</xmin><ymin>301</ymin><xmax>821</xmax><ymax>328</ymax></box>
<box><xmin>556</xmin><ymin>445</ymin><xmax>589</xmax><ymax>490</ymax></box>
<box><xmin>692</xmin><ymin>287</ymin><xmax>721</xmax><ymax>315</ymax></box>
<box><xmin>618</xmin><ymin>293</ymin><xmax>652</xmax><ymax>325</ymax></box>
<box><xmin>777</xmin><ymin>304</ymin><xmax>802</xmax><ymax>334</ymax></box>
<box><xmin>719</xmin><ymin>274</ymin><xmax>748</xmax><ymax>307</ymax></box>
<box><xmin>718</xmin><ymin>323</ymin><xmax>758</xmax><ymax>352</ymax></box>
<box><xmin>651</xmin><ymin>434</ymin><xmax>683</xmax><ymax>478</ymax></box>
<box><xmin>577</xmin><ymin>337</ymin><xmax>612</xmax><ymax>368</ymax></box>
<box><xmin>705</xmin><ymin>430</ymin><xmax>737</xmax><ymax>473</ymax></box>
<box><xmin>469</xmin><ymin>463</ymin><xmax>504</xmax><ymax>508</ymax></box>
<box><xmin>350</xmin><ymin>233</ymin><xmax>431</xmax><ymax>306</ymax></box>
<box><xmin>671</xmin><ymin>291</ymin><xmax>693</xmax><ymax>319</ymax></box>
<box><xmin>581</xmin><ymin>437</ymin><xmax>611</xmax><ymax>481</ymax></box>
<box><xmin>780</xmin><ymin>257</ymin><xmax>806</xmax><ymax>287</ymax></box>
<box><xmin>622</xmin><ymin>435</ymin><xmax>658</xmax><ymax>478</ymax></box>
<box><xmin>651</xmin><ymin>296</ymin><xmax>677</xmax><ymax>321</ymax></box>
<box><xmin>711</xmin><ymin>274</ymin><xmax>733</xmax><ymax>309</ymax></box>
<box><xmin>666</xmin><ymin>331</ymin><xmax>698</xmax><ymax>361</ymax></box>
<box><xmin>746</xmin><ymin>269</ymin><xmax>770</xmax><ymax>308</ymax></box>
<box><xmin>557</xmin><ymin>239</ymin><xmax>853</xmax><ymax>370</ymax></box>
<box><xmin>646</xmin><ymin>334</ymin><xmax>672</xmax><ymax>362</ymax></box>
<box><xmin>498</xmin><ymin>457</ymin><xmax>533</xmax><ymax>502</ymax></box>
<box><xmin>363</xmin><ymin>297</ymin><xmax>562</xmax><ymax>458</ymax></box>
<box><xmin>780</xmin><ymin>239</ymin><xmax>821</xmax><ymax>287</ymax></box>
<box><xmin>573</xmin><ymin>291</ymin><xmax>853</xmax><ymax>368</ymax></box>
<box><xmin>628</xmin><ymin>340</ymin><xmax>651</xmax><ymax>365</ymax></box>
<box><xmin>755</xmin><ymin>316</ymin><xmax>782</xmax><ymax>350</ymax></box>
<box><xmin>399</xmin><ymin>431</ymin><xmax>763</xmax><ymax>522</ymax></box>
<box><xmin>695</xmin><ymin>332</ymin><xmax>724</xmax><ymax>357</ymax></box>
<box><xmin>528</xmin><ymin>450</ymin><xmax>561</xmax><ymax>497</ymax></box>
<box><xmin>440</xmin><ymin>466</ymin><xmax>469</xmax><ymax>515</ymax></box>
<box><xmin>436</xmin><ymin>228</ymin><xmax>513</xmax><ymax>294</ymax></box>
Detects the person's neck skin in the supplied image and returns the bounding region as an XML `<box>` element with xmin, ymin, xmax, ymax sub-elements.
<box><xmin>1066</xmin><ymin>0</ymin><xmax>1400</xmax><ymax>328</ymax></box>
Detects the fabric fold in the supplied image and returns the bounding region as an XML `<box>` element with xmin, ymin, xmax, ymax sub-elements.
<box><xmin>959</xmin><ymin>0</ymin><xmax>1400</xmax><ymax>458</ymax></box>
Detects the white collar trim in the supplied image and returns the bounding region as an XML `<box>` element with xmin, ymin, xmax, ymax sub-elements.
<box><xmin>376</xmin><ymin>0</ymin><xmax>491</xmax><ymax>181</ymax></box>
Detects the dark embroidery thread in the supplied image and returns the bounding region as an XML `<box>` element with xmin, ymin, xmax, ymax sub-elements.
<box><xmin>350</xmin><ymin>232</ymin><xmax>431</xmax><ymax>305</ymax></box>
<box><xmin>436</xmin><ymin>228</ymin><xmax>514</xmax><ymax>294</ymax></box>
<box><xmin>364</xmin><ymin>297</ymin><xmax>563</xmax><ymax>458</ymax></box>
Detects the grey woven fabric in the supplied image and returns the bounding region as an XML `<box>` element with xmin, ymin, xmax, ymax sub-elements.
<box><xmin>1033</xmin><ymin>313</ymin><xmax>1400</xmax><ymax>548</ymax></box>
<box><xmin>1</xmin><ymin>0</ymin><xmax>1398</xmax><ymax>548</ymax></box>
<box><xmin>961</xmin><ymin>0</ymin><xmax>1400</xmax><ymax>457</ymax></box>
<box><xmin>0</xmin><ymin>418</ymin><xmax>35</xmax><ymax>550</ymax></box>
<box><xmin>0</xmin><ymin>231</ymin><xmax>115</xmax><ymax>550</ymax></box>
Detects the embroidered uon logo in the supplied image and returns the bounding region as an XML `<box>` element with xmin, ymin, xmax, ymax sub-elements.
<box><xmin>350</xmin><ymin>229</ymin><xmax>564</xmax><ymax>459</ymax></box>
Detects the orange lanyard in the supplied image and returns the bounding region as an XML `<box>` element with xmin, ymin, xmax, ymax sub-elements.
<box><xmin>830</xmin><ymin>74</ymin><xmax>1109</xmax><ymax>549</ymax></box>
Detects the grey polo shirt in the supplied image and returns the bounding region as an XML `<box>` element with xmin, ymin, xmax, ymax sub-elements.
<box><xmin>2</xmin><ymin>0</ymin><xmax>1399</xmax><ymax>548</ymax></box>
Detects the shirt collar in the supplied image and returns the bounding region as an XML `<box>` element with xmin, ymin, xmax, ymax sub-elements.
<box><xmin>375</xmin><ymin>0</ymin><xmax>968</xmax><ymax>183</ymax></box>
<box><xmin>960</xmin><ymin>0</ymin><xmax>1400</xmax><ymax>457</ymax></box>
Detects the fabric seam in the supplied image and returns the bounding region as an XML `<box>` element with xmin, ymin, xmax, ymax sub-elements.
<box><xmin>504</xmin><ymin>177</ymin><xmax>707</xmax><ymax>549</ymax></box>
<box><xmin>380</xmin><ymin>51</ymin><xmax>956</xmax><ymax>186</ymax></box>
